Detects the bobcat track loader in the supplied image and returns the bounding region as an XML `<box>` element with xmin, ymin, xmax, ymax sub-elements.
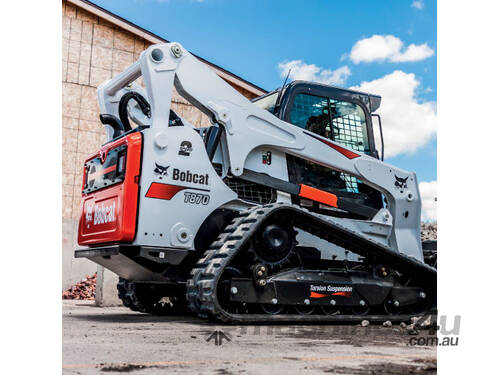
<box><xmin>75</xmin><ymin>42</ymin><xmax>436</xmax><ymax>323</ymax></box>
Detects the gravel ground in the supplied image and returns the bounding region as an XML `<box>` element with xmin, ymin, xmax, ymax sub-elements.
<box><xmin>421</xmin><ymin>222</ymin><xmax>437</xmax><ymax>241</ymax></box>
<box><xmin>63</xmin><ymin>300</ymin><xmax>437</xmax><ymax>375</ymax></box>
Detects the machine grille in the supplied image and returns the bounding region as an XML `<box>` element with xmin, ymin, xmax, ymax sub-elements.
<box><xmin>223</xmin><ymin>176</ymin><xmax>277</xmax><ymax>205</ymax></box>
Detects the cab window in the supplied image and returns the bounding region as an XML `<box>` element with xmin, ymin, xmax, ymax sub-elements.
<box><xmin>289</xmin><ymin>94</ymin><xmax>331</xmax><ymax>138</ymax></box>
<box><xmin>252</xmin><ymin>92</ymin><xmax>279</xmax><ymax>114</ymax></box>
<box><xmin>289</xmin><ymin>93</ymin><xmax>370</xmax><ymax>154</ymax></box>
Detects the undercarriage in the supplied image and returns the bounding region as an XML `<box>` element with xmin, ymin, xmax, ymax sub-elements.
<box><xmin>186</xmin><ymin>203</ymin><xmax>436</xmax><ymax>323</ymax></box>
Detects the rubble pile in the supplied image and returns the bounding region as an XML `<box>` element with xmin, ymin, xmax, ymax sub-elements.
<box><xmin>62</xmin><ymin>273</ymin><xmax>96</xmax><ymax>300</ymax></box>
<box><xmin>421</xmin><ymin>222</ymin><xmax>437</xmax><ymax>241</ymax></box>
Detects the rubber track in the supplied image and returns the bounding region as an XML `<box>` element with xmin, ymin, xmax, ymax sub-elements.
<box><xmin>117</xmin><ymin>278</ymin><xmax>187</xmax><ymax>315</ymax></box>
<box><xmin>186</xmin><ymin>203</ymin><xmax>436</xmax><ymax>323</ymax></box>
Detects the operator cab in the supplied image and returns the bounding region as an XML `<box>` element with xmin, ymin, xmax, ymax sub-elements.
<box><xmin>253</xmin><ymin>81</ymin><xmax>383</xmax><ymax>213</ymax></box>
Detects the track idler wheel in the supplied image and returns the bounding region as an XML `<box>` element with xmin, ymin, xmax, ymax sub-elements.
<box><xmin>217</xmin><ymin>267</ymin><xmax>246</xmax><ymax>314</ymax></box>
<box><xmin>405</xmin><ymin>290</ymin><xmax>433</xmax><ymax>315</ymax></box>
<box><xmin>294</xmin><ymin>304</ymin><xmax>315</xmax><ymax>315</ymax></box>
<box><xmin>252</xmin><ymin>222</ymin><xmax>295</xmax><ymax>265</ymax></box>
<box><xmin>383</xmin><ymin>299</ymin><xmax>402</xmax><ymax>315</ymax></box>
<box><xmin>351</xmin><ymin>300</ymin><xmax>370</xmax><ymax>315</ymax></box>
<box><xmin>261</xmin><ymin>302</ymin><xmax>284</xmax><ymax>315</ymax></box>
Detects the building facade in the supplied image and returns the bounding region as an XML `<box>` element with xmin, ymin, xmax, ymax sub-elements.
<box><xmin>62</xmin><ymin>0</ymin><xmax>266</xmax><ymax>289</ymax></box>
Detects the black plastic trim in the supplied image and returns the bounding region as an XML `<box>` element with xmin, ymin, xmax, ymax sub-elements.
<box><xmin>240</xmin><ymin>168</ymin><xmax>300</xmax><ymax>195</ymax></box>
<box><xmin>75</xmin><ymin>244</ymin><xmax>189</xmax><ymax>266</ymax></box>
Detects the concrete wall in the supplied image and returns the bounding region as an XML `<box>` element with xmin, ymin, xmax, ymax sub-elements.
<box><xmin>62</xmin><ymin>219</ymin><xmax>96</xmax><ymax>290</ymax></box>
<box><xmin>61</xmin><ymin>0</ymin><xmax>260</xmax><ymax>301</ymax></box>
<box><xmin>95</xmin><ymin>267</ymin><xmax>121</xmax><ymax>306</ymax></box>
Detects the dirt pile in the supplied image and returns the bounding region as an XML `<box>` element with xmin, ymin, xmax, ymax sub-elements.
<box><xmin>62</xmin><ymin>273</ymin><xmax>96</xmax><ymax>300</ymax></box>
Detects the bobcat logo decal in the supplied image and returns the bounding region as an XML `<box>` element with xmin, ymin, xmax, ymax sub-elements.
<box><xmin>154</xmin><ymin>163</ymin><xmax>170</xmax><ymax>179</ymax></box>
<box><xmin>394</xmin><ymin>175</ymin><xmax>408</xmax><ymax>191</ymax></box>
<box><xmin>178</xmin><ymin>140</ymin><xmax>193</xmax><ymax>156</ymax></box>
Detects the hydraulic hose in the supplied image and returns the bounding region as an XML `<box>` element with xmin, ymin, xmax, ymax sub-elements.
<box><xmin>118</xmin><ymin>92</ymin><xmax>151</xmax><ymax>131</ymax></box>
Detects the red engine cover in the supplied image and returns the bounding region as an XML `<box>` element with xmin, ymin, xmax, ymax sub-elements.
<box><xmin>77</xmin><ymin>133</ymin><xmax>142</xmax><ymax>246</ymax></box>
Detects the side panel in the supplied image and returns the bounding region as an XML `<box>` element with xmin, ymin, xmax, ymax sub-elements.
<box><xmin>243</xmin><ymin>146</ymin><xmax>289</xmax><ymax>181</ymax></box>
<box><xmin>77</xmin><ymin>133</ymin><xmax>142</xmax><ymax>245</ymax></box>
<box><xmin>133</xmin><ymin>125</ymin><xmax>237</xmax><ymax>249</ymax></box>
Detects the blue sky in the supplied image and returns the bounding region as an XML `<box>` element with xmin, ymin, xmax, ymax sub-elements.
<box><xmin>91</xmin><ymin>0</ymin><xmax>437</xmax><ymax>218</ymax></box>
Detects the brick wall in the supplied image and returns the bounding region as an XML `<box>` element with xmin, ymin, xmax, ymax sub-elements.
<box><xmin>62</xmin><ymin>0</ymin><xmax>257</xmax><ymax>220</ymax></box>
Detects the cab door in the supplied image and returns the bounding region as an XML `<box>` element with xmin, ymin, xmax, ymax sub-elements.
<box><xmin>279</xmin><ymin>83</ymin><xmax>383</xmax><ymax>212</ymax></box>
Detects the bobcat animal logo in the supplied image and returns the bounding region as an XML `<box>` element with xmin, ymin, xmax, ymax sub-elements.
<box><xmin>394</xmin><ymin>175</ymin><xmax>408</xmax><ymax>190</ymax></box>
<box><xmin>154</xmin><ymin>163</ymin><xmax>170</xmax><ymax>179</ymax></box>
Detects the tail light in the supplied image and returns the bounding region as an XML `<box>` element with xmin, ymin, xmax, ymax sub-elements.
<box><xmin>82</xmin><ymin>144</ymin><xmax>127</xmax><ymax>195</ymax></box>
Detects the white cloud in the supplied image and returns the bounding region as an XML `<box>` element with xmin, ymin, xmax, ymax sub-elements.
<box><xmin>278</xmin><ymin>60</ymin><xmax>351</xmax><ymax>86</ymax></box>
<box><xmin>419</xmin><ymin>181</ymin><xmax>437</xmax><ymax>221</ymax></box>
<box><xmin>349</xmin><ymin>35</ymin><xmax>434</xmax><ymax>64</ymax></box>
<box><xmin>395</xmin><ymin>43</ymin><xmax>434</xmax><ymax>62</ymax></box>
<box><xmin>411</xmin><ymin>1</ymin><xmax>424</xmax><ymax>10</ymax></box>
<box><xmin>350</xmin><ymin>70</ymin><xmax>436</xmax><ymax>158</ymax></box>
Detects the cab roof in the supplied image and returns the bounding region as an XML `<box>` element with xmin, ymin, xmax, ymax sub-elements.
<box><xmin>259</xmin><ymin>80</ymin><xmax>381</xmax><ymax>113</ymax></box>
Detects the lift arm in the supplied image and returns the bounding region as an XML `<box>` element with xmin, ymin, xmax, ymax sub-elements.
<box><xmin>96</xmin><ymin>42</ymin><xmax>423</xmax><ymax>262</ymax></box>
